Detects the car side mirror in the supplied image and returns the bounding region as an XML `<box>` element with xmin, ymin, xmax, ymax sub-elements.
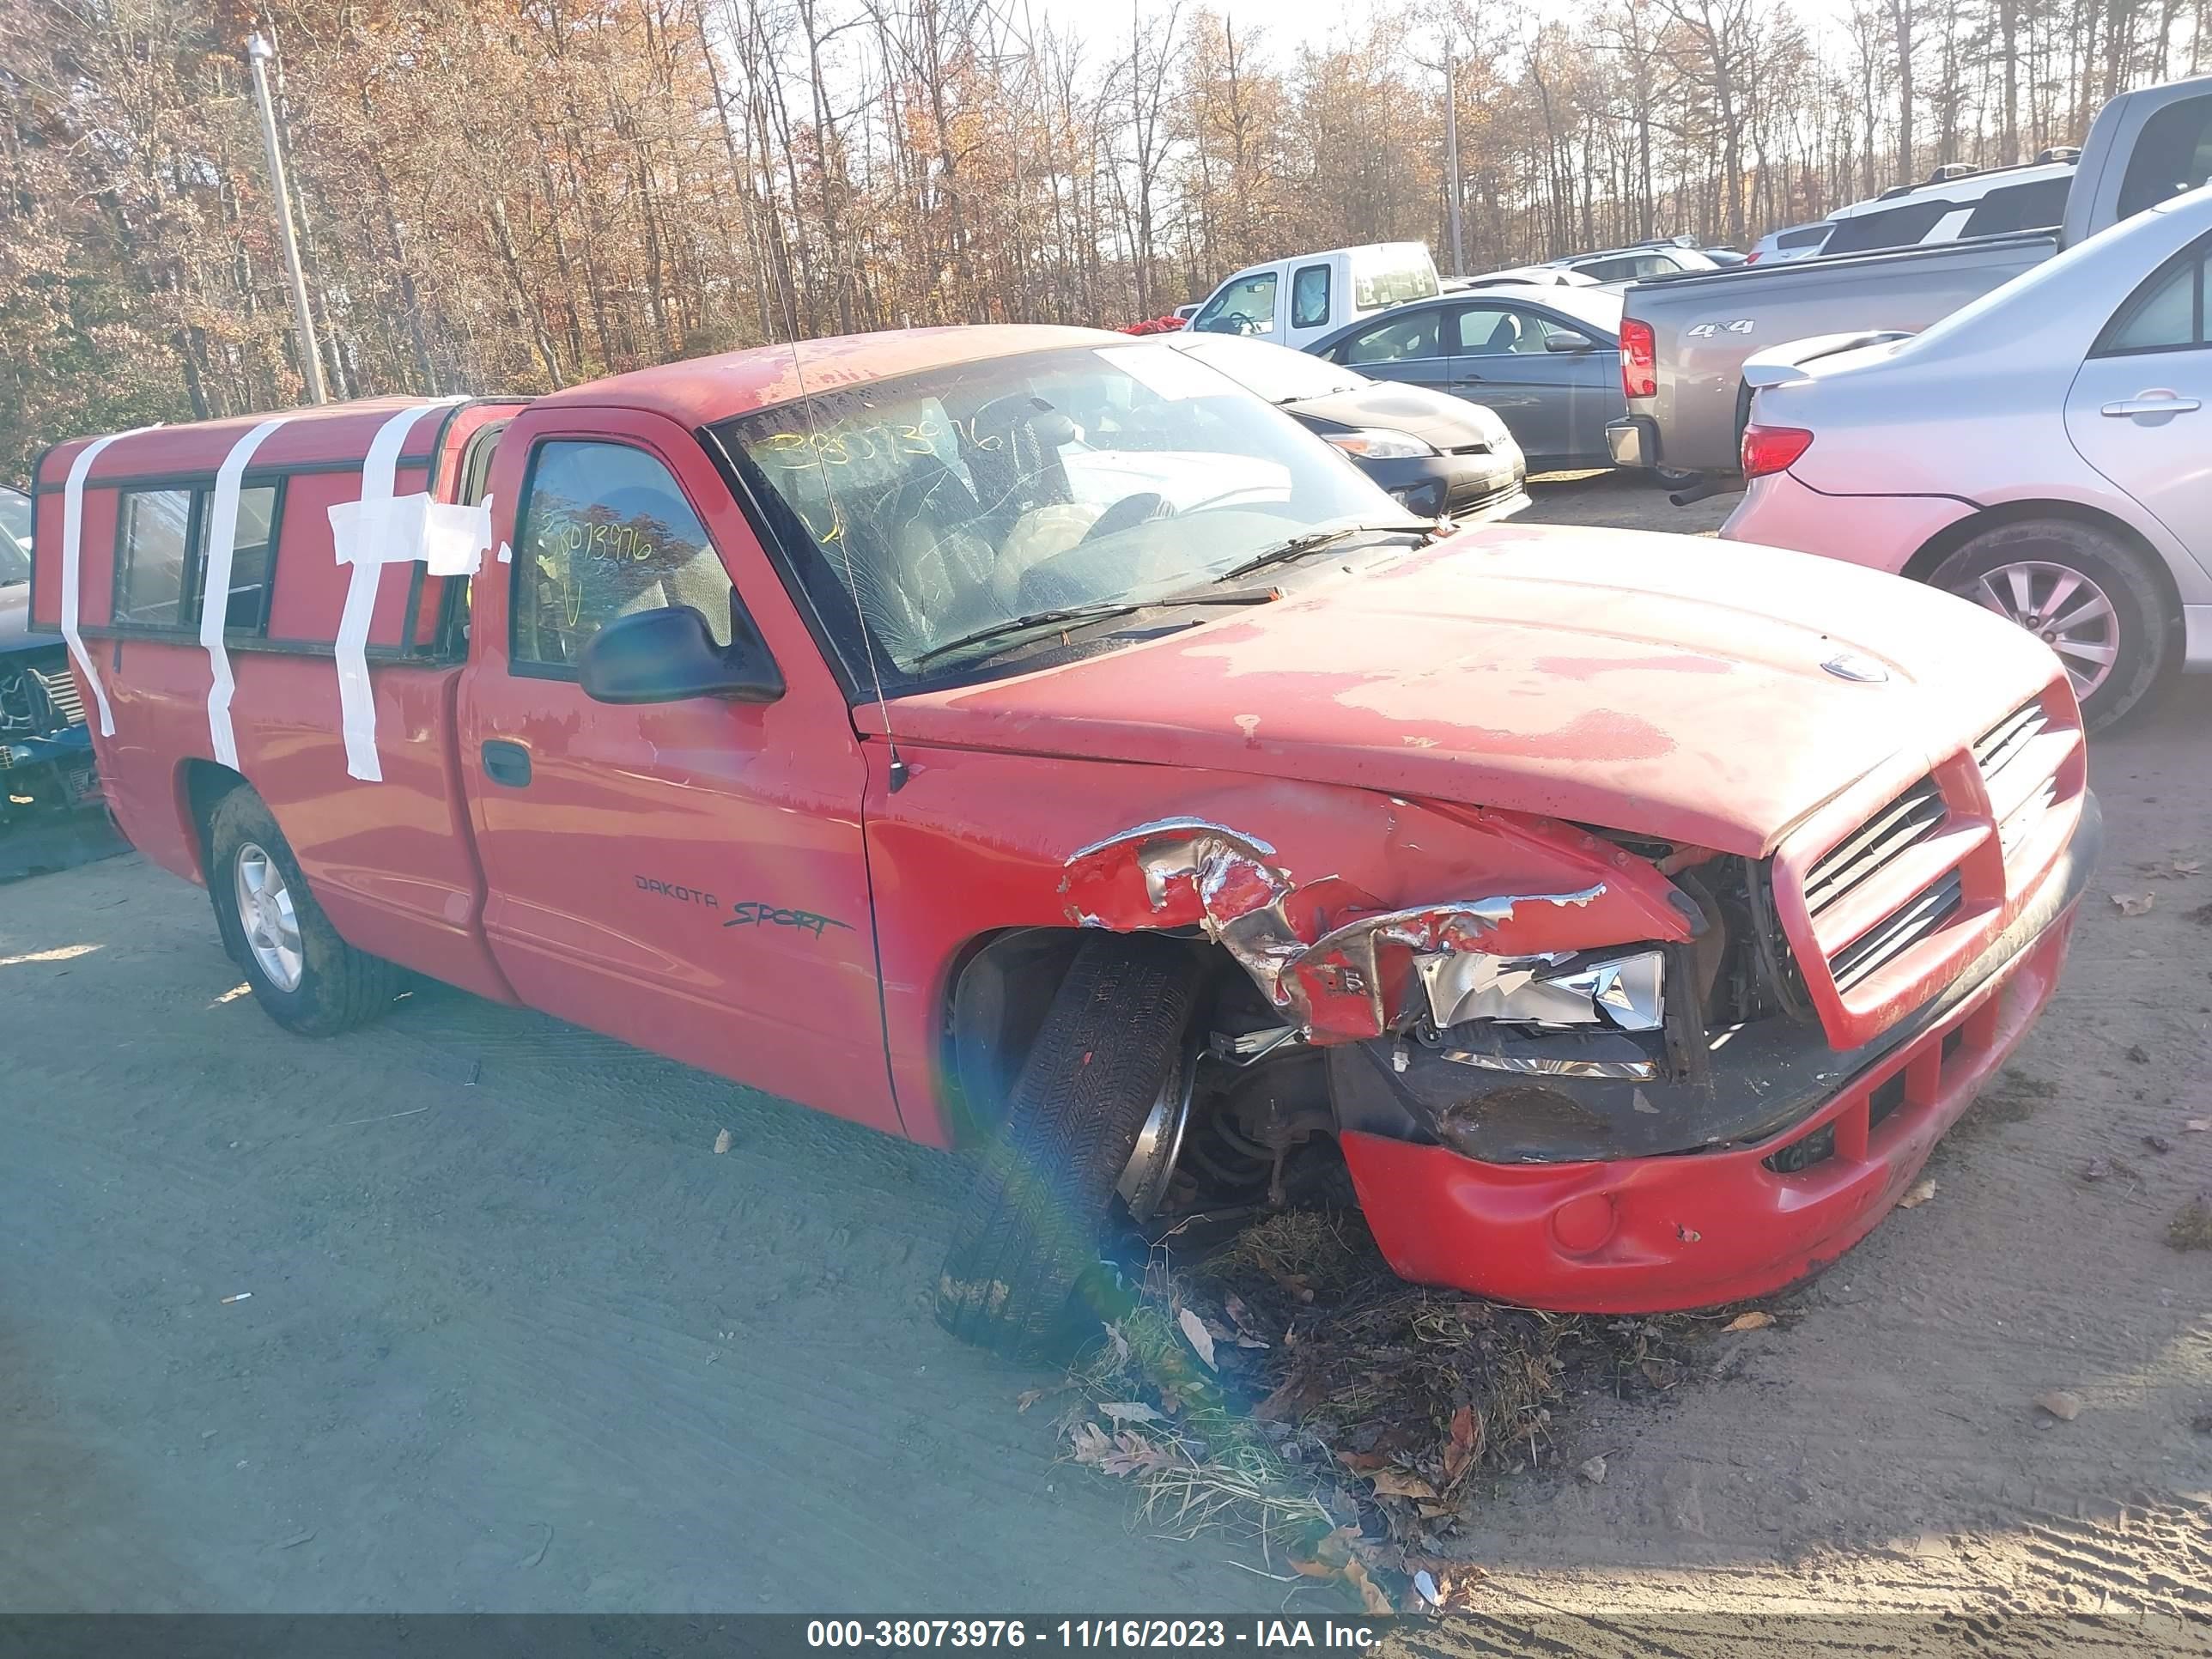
<box><xmin>578</xmin><ymin>605</ymin><xmax>785</xmax><ymax>706</ymax></box>
<box><xmin>1546</xmin><ymin>329</ymin><xmax>1596</xmax><ymax>354</ymax></box>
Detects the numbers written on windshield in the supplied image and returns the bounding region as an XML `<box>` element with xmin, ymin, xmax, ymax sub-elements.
<box><xmin>758</xmin><ymin>414</ymin><xmax>1007</xmax><ymax>470</ymax></box>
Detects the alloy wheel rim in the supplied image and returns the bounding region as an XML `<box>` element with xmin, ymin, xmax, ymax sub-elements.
<box><xmin>234</xmin><ymin>842</ymin><xmax>304</xmax><ymax>993</ymax></box>
<box><xmin>1958</xmin><ymin>559</ymin><xmax>2120</xmax><ymax>701</ymax></box>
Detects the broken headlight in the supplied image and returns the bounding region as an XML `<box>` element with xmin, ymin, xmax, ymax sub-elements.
<box><xmin>1412</xmin><ymin>947</ymin><xmax>1668</xmax><ymax>1080</ymax></box>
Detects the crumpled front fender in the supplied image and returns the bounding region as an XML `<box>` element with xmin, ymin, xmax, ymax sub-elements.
<box><xmin>1057</xmin><ymin>799</ymin><xmax>1696</xmax><ymax>1042</ymax></box>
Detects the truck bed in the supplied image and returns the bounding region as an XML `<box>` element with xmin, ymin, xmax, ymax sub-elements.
<box><xmin>1617</xmin><ymin>229</ymin><xmax>2058</xmax><ymax>476</ymax></box>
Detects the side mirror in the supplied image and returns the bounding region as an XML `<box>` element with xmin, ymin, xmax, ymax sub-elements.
<box><xmin>1546</xmin><ymin>329</ymin><xmax>1596</xmax><ymax>354</ymax></box>
<box><xmin>578</xmin><ymin>605</ymin><xmax>785</xmax><ymax>706</ymax></box>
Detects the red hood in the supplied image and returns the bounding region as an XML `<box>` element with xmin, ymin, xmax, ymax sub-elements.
<box><xmin>866</xmin><ymin>522</ymin><xmax>2063</xmax><ymax>856</ymax></box>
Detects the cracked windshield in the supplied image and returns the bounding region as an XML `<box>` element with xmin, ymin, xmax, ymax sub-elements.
<box><xmin>720</xmin><ymin>344</ymin><xmax>1399</xmax><ymax>674</ymax></box>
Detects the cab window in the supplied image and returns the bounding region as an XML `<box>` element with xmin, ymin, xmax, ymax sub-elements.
<box><xmin>2118</xmin><ymin>94</ymin><xmax>2212</xmax><ymax>221</ymax></box>
<box><xmin>1455</xmin><ymin>306</ymin><xmax>1545</xmax><ymax>355</ymax></box>
<box><xmin>1290</xmin><ymin>264</ymin><xmax>1331</xmax><ymax>330</ymax></box>
<box><xmin>1338</xmin><ymin>309</ymin><xmax>1443</xmax><ymax>365</ymax></box>
<box><xmin>113</xmin><ymin>489</ymin><xmax>195</xmax><ymax>627</ymax></box>
<box><xmin>1192</xmin><ymin>270</ymin><xmax>1278</xmax><ymax>336</ymax></box>
<box><xmin>511</xmin><ymin>441</ymin><xmax>734</xmax><ymax>672</ymax></box>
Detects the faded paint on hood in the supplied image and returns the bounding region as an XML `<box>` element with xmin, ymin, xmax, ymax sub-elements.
<box><xmin>867</xmin><ymin>522</ymin><xmax>2063</xmax><ymax>857</ymax></box>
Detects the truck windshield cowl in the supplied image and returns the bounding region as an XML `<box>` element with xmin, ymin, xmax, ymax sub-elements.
<box><xmin>711</xmin><ymin>344</ymin><xmax>1394</xmax><ymax>688</ymax></box>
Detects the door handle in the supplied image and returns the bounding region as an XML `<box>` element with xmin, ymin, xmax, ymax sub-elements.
<box><xmin>2101</xmin><ymin>392</ymin><xmax>2202</xmax><ymax>417</ymax></box>
<box><xmin>481</xmin><ymin>739</ymin><xmax>532</xmax><ymax>788</ymax></box>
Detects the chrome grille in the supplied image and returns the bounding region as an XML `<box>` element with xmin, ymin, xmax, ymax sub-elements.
<box><xmin>34</xmin><ymin>665</ymin><xmax>85</xmax><ymax>729</ymax></box>
<box><xmin>1802</xmin><ymin>777</ymin><xmax>1946</xmax><ymax>923</ymax></box>
<box><xmin>1974</xmin><ymin>698</ymin><xmax>2048</xmax><ymax>790</ymax></box>
<box><xmin>1830</xmin><ymin>869</ymin><xmax>1965</xmax><ymax>994</ymax></box>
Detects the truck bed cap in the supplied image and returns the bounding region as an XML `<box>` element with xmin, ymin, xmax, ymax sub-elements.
<box><xmin>38</xmin><ymin>396</ymin><xmax>462</xmax><ymax>490</ymax></box>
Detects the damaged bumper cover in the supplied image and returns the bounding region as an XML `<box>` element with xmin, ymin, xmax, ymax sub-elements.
<box><xmin>1337</xmin><ymin>791</ymin><xmax>2100</xmax><ymax>1313</ymax></box>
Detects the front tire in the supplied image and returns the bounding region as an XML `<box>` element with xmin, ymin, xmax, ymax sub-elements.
<box><xmin>207</xmin><ymin>787</ymin><xmax>401</xmax><ymax>1036</ymax></box>
<box><xmin>1928</xmin><ymin>520</ymin><xmax>2173</xmax><ymax>732</ymax></box>
<box><xmin>935</xmin><ymin>935</ymin><xmax>1203</xmax><ymax>1357</ymax></box>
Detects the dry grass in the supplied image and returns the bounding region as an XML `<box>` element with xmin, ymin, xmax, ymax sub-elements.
<box><xmin>2167</xmin><ymin>1193</ymin><xmax>2212</xmax><ymax>1251</ymax></box>
<box><xmin>1048</xmin><ymin>1203</ymin><xmax>1707</xmax><ymax>1605</ymax></box>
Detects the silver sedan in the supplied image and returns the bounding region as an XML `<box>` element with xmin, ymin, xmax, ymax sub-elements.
<box><xmin>1723</xmin><ymin>181</ymin><xmax>2212</xmax><ymax>730</ymax></box>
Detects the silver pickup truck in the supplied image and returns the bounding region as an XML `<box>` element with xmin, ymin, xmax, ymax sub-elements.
<box><xmin>1608</xmin><ymin>72</ymin><xmax>2212</xmax><ymax>481</ymax></box>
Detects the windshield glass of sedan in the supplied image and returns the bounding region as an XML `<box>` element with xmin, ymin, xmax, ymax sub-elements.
<box><xmin>0</xmin><ymin>488</ymin><xmax>31</xmax><ymax>586</ymax></box>
<box><xmin>717</xmin><ymin>344</ymin><xmax>1392</xmax><ymax>679</ymax></box>
<box><xmin>1172</xmin><ymin>337</ymin><xmax>1369</xmax><ymax>403</ymax></box>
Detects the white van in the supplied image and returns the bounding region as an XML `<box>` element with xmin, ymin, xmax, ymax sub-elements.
<box><xmin>1185</xmin><ymin>243</ymin><xmax>1441</xmax><ymax>350</ymax></box>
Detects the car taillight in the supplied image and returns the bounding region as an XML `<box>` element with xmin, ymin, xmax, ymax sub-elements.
<box><xmin>1620</xmin><ymin>319</ymin><xmax>1656</xmax><ymax>399</ymax></box>
<box><xmin>1741</xmin><ymin>423</ymin><xmax>1814</xmax><ymax>478</ymax></box>
<box><xmin>1745</xmin><ymin>250</ymin><xmax>1763</xmax><ymax>264</ymax></box>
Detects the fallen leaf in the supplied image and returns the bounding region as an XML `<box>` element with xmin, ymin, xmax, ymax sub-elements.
<box><xmin>2112</xmin><ymin>892</ymin><xmax>2155</xmax><ymax>916</ymax></box>
<box><xmin>2081</xmin><ymin>1158</ymin><xmax>2111</xmax><ymax>1182</ymax></box>
<box><xmin>1723</xmin><ymin>1311</ymin><xmax>1775</xmax><ymax>1332</ymax></box>
<box><xmin>2185</xmin><ymin>1119</ymin><xmax>2210</xmax><ymax>1133</ymax></box>
<box><xmin>1412</xmin><ymin>1569</ymin><xmax>1442</xmax><ymax>1607</ymax></box>
<box><xmin>2145</xmin><ymin>1133</ymin><xmax>2176</xmax><ymax>1154</ymax></box>
<box><xmin>2126</xmin><ymin>1043</ymin><xmax>2153</xmax><ymax>1064</ymax></box>
<box><xmin>1342</xmin><ymin>1556</ymin><xmax>1395</xmax><ymax>1617</ymax></box>
<box><xmin>1335</xmin><ymin>1449</ymin><xmax>1390</xmax><ymax>1474</ymax></box>
<box><xmin>2148</xmin><ymin>859</ymin><xmax>2203</xmax><ymax>879</ymax></box>
<box><xmin>1176</xmin><ymin>1306</ymin><xmax>1217</xmax><ymax>1370</ymax></box>
<box><xmin>1899</xmin><ymin>1177</ymin><xmax>1937</xmax><ymax>1209</ymax></box>
<box><xmin>1442</xmin><ymin>1403</ymin><xmax>1479</xmax><ymax>1485</ymax></box>
<box><xmin>2033</xmin><ymin>1389</ymin><xmax>2082</xmax><ymax>1422</ymax></box>
<box><xmin>1069</xmin><ymin>1421</ymin><xmax>1114</xmax><ymax>1464</ymax></box>
<box><xmin>1014</xmin><ymin>1389</ymin><xmax>1045</xmax><ymax>1413</ymax></box>
<box><xmin>1100</xmin><ymin>1401</ymin><xmax>1164</xmax><ymax>1425</ymax></box>
<box><xmin>1579</xmin><ymin>1454</ymin><xmax>1607</xmax><ymax>1485</ymax></box>
<box><xmin>1368</xmin><ymin>1468</ymin><xmax>1441</xmax><ymax>1501</ymax></box>
<box><xmin>712</xmin><ymin>1128</ymin><xmax>732</xmax><ymax>1154</ymax></box>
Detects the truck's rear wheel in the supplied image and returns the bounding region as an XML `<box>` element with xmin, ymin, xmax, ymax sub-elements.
<box><xmin>1929</xmin><ymin>520</ymin><xmax>2172</xmax><ymax>732</ymax></box>
<box><xmin>935</xmin><ymin>935</ymin><xmax>1203</xmax><ymax>1357</ymax></box>
<box><xmin>207</xmin><ymin>787</ymin><xmax>401</xmax><ymax>1036</ymax></box>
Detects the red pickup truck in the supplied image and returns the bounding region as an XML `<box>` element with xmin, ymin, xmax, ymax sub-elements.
<box><xmin>27</xmin><ymin>325</ymin><xmax>2096</xmax><ymax>1353</ymax></box>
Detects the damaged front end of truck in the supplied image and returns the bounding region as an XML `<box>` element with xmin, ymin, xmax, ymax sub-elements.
<box><xmin>1051</xmin><ymin>690</ymin><xmax>2097</xmax><ymax>1312</ymax></box>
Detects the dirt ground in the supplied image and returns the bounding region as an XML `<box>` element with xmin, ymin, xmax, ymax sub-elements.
<box><xmin>2</xmin><ymin>470</ymin><xmax>2207</xmax><ymax>1643</ymax></box>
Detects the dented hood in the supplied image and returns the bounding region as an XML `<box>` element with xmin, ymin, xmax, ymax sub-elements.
<box><xmin>869</xmin><ymin>522</ymin><xmax>2062</xmax><ymax>857</ymax></box>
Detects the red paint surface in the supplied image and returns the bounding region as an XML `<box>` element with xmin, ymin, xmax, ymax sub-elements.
<box><xmin>863</xmin><ymin>522</ymin><xmax>2065</xmax><ymax>858</ymax></box>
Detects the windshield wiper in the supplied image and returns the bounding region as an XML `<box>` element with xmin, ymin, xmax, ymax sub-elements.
<box><xmin>1216</xmin><ymin>520</ymin><xmax>1435</xmax><ymax>583</ymax></box>
<box><xmin>910</xmin><ymin>590</ymin><xmax>1271</xmax><ymax>669</ymax></box>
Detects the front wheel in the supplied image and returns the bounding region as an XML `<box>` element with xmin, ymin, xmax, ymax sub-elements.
<box><xmin>935</xmin><ymin>935</ymin><xmax>1203</xmax><ymax>1357</ymax></box>
<box><xmin>1928</xmin><ymin>520</ymin><xmax>2173</xmax><ymax>732</ymax></box>
<box><xmin>207</xmin><ymin>787</ymin><xmax>402</xmax><ymax>1036</ymax></box>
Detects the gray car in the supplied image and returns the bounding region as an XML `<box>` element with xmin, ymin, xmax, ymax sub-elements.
<box><xmin>1303</xmin><ymin>285</ymin><xmax>1626</xmax><ymax>471</ymax></box>
<box><xmin>1612</xmin><ymin>72</ymin><xmax>2212</xmax><ymax>481</ymax></box>
<box><xmin>1723</xmin><ymin>181</ymin><xmax>2212</xmax><ymax>730</ymax></box>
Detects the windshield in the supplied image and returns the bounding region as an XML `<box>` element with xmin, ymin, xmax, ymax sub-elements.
<box><xmin>0</xmin><ymin>487</ymin><xmax>30</xmax><ymax>586</ymax></box>
<box><xmin>715</xmin><ymin>343</ymin><xmax>1395</xmax><ymax>684</ymax></box>
<box><xmin>1170</xmin><ymin>337</ymin><xmax>1369</xmax><ymax>403</ymax></box>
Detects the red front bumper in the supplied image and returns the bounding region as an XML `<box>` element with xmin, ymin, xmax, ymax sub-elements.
<box><xmin>1341</xmin><ymin>900</ymin><xmax>2078</xmax><ymax>1313</ymax></box>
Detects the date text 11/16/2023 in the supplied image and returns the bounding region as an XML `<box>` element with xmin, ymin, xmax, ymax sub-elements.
<box><xmin>805</xmin><ymin>1620</ymin><xmax>1383</xmax><ymax>1650</ymax></box>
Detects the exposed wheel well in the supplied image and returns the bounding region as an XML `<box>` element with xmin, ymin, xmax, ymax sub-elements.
<box><xmin>1903</xmin><ymin>500</ymin><xmax>2185</xmax><ymax>635</ymax></box>
<box><xmin>178</xmin><ymin>759</ymin><xmax>250</xmax><ymax>887</ymax></box>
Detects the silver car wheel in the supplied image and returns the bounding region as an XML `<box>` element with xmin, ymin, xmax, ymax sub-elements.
<box><xmin>1959</xmin><ymin>559</ymin><xmax>2119</xmax><ymax>701</ymax></box>
<box><xmin>234</xmin><ymin>842</ymin><xmax>305</xmax><ymax>994</ymax></box>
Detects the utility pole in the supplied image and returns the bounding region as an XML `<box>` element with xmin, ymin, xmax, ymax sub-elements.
<box><xmin>1443</xmin><ymin>49</ymin><xmax>1465</xmax><ymax>277</ymax></box>
<box><xmin>246</xmin><ymin>33</ymin><xmax>327</xmax><ymax>405</ymax></box>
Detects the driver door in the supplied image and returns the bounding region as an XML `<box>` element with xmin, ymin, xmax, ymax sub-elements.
<box><xmin>458</xmin><ymin>407</ymin><xmax>901</xmax><ymax>1137</ymax></box>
